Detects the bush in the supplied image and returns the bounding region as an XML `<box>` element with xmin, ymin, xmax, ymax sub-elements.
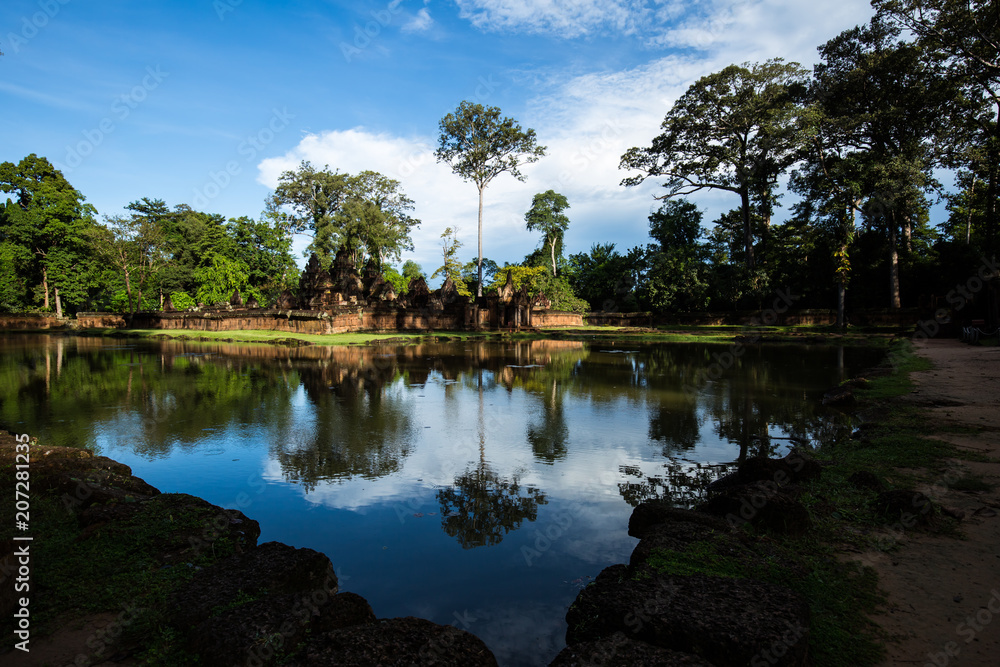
<box><xmin>170</xmin><ymin>292</ymin><xmax>196</xmax><ymax>311</ymax></box>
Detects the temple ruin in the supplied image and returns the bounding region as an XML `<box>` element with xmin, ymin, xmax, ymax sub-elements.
<box><xmin>123</xmin><ymin>252</ymin><xmax>583</xmax><ymax>334</ymax></box>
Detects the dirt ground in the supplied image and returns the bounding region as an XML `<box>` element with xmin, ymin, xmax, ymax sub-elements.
<box><xmin>852</xmin><ymin>339</ymin><xmax>1000</xmax><ymax>667</ymax></box>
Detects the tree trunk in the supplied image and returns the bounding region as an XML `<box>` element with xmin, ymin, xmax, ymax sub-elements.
<box><xmin>42</xmin><ymin>266</ymin><xmax>50</xmax><ymax>310</ymax></box>
<box><xmin>888</xmin><ymin>218</ymin><xmax>901</xmax><ymax>310</ymax></box>
<box><xmin>477</xmin><ymin>185</ymin><xmax>485</xmax><ymax>297</ymax></box>
<box><xmin>124</xmin><ymin>268</ymin><xmax>134</xmax><ymax>316</ymax></box>
<box><xmin>836</xmin><ymin>280</ymin><xmax>846</xmax><ymax>329</ymax></box>
<box><xmin>740</xmin><ymin>188</ymin><xmax>754</xmax><ymax>270</ymax></box>
<box><xmin>54</xmin><ymin>286</ymin><xmax>62</xmax><ymax>319</ymax></box>
<box><xmin>988</xmin><ymin>136</ymin><xmax>999</xmax><ymax>257</ymax></box>
<box><xmin>550</xmin><ymin>238</ymin><xmax>557</xmax><ymax>277</ymax></box>
<box><xmin>987</xmin><ymin>102</ymin><xmax>1000</xmax><ymax>257</ymax></box>
<box><xmin>967</xmin><ymin>176</ymin><xmax>976</xmax><ymax>245</ymax></box>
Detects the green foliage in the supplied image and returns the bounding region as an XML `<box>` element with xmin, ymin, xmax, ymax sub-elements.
<box><xmin>266</xmin><ymin>161</ymin><xmax>349</xmax><ymax>269</ymax></box>
<box><xmin>227</xmin><ymin>215</ymin><xmax>298</xmax><ymax>302</ymax></box>
<box><xmin>337</xmin><ymin>170</ymin><xmax>420</xmax><ymax>268</ymax></box>
<box><xmin>431</xmin><ymin>227</ymin><xmax>471</xmax><ymax>296</ymax></box>
<box><xmin>170</xmin><ymin>291</ymin><xmax>196</xmax><ymax>310</ymax></box>
<box><xmin>383</xmin><ymin>266</ymin><xmax>410</xmax><ymax>295</ymax></box>
<box><xmin>533</xmin><ymin>273</ymin><xmax>589</xmax><ymax>313</ymax></box>
<box><xmin>266</xmin><ymin>163</ymin><xmax>419</xmax><ymax>272</ymax></box>
<box><xmin>0</xmin><ymin>154</ymin><xmax>100</xmax><ymax>315</ymax></box>
<box><xmin>566</xmin><ymin>243</ymin><xmax>638</xmax><ymax>312</ymax></box>
<box><xmin>194</xmin><ymin>254</ymin><xmax>260</xmax><ymax>306</ymax></box>
<box><xmin>642</xmin><ymin>200</ymin><xmax>710</xmax><ymax>313</ymax></box>
<box><xmin>0</xmin><ymin>240</ymin><xmax>31</xmax><ymax>312</ymax></box>
<box><xmin>489</xmin><ymin>265</ymin><xmax>547</xmax><ymax>293</ymax></box>
<box><xmin>401</xmin><ymin>259</ymin><xmax>425</xmax><ymax>281</ymax></box>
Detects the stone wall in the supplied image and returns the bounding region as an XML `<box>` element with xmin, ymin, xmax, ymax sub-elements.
<box><xmin>533</xmin><ymin>310</ymin><xmax>584</xmax><ymax>328</ymax></box>
<box><xmin>586</xmin><ymin>309</ymin><xmax>920</xmax><ymax>328</ymax></box>
<box><xmin>76</xmin><ymin>312</ymin><xmax>127</xmax><ymax>328</ymax></box>
<box><xmin>0</xmin><ymin>314</ymin><xmax>70</xmax><ymax>329</ymax></box>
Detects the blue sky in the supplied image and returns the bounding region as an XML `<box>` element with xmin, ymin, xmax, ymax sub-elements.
<box><xmin>2</xmin><ymin>0</ymin><xmax>877</xmax><ymax>276</ymax></box>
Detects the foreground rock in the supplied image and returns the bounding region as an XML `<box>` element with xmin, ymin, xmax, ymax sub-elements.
<box><xmin>77</xmin><ymin>492</ymin><xmax>261</xmax><ymax>561</ymax></box>
<box><xmin>290</xmin><ymin>616</ymin><xmax>499</xmax><ymax>666</ymax></box>
<box><xmin>550</xmin><ymin>631</ymin><xmax>715</xmax><ymax>666</ymax></box>
<box><xmin>566</xmin><ymin>564</ymin><xmax>810</xmax><ymax>667</ymax></box>
<box><xmin>698</xmin><ymin>482</ymin><xmax>812</xmax><ymax>536</ymax></box>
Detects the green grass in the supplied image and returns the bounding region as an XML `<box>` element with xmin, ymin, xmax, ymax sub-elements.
<box><xmin>62</xmin><ymin>324</ymin><xmax>906</xmax><ymax>348</ymax></box>
<box><xmin>77</xmin><ymin>327</ymin><xmax>494</xmax><ymax>346</ymax></box>
<box><xmin>1</xmin><ymin>490</ymin><xmax>246</xmax><ymax>664</ymax></box>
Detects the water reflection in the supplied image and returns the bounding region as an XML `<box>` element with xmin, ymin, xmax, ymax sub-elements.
<box><xmin>0</xmin><ymin>333</ymin><xmax>882</xmax><ymax>666</ymax></box>
<box><xmin>0</xmin><ymin>334</ymin><xmax>873</xmax><ymax>497</ymax></box>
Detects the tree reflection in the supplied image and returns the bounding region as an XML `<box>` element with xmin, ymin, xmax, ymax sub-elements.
<box><xmin>526</xmin><ymin>378</ymin><xmax>568</xmax><ymax>463</ymax></box>
<box><xmin>437</xmin><ymin>462</ymin><xmax>547</xmax><ymax>548</ymax></box>
<box><xmin>617</xmin><ymin>461</ymin><xmax>732</xmax><ymax>508</ymax></box>
<box><xmin>272</xmin><ymin>352</ymin><xmax>413</xmax><ymax>491</ymax></box>
<box><xmin>437</xmin><ymin>365</ymin><xmax>548</xmax><ymax>548</ymax></box>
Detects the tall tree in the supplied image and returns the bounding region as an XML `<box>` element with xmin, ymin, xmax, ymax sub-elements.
<box><xmin>620</xmin><ymin>59</ymin><xmax>810</xmax><ymax>272</ymax></box>
<box><xmin>524</xmin><ymin>190</ymin><xmax>570</xmax><ymax>276</ymax></box>
<box><xmin>336</xmin><ymin>170</ymin><xmax>420</xmax><ymax>269</ymax></box>
<box><xmin>266</xmin><ymin>161</ymin><xmax>349</xmax><ymax>268</ymax></box>
<box><xmin>227</xmin><ymin>215</ymin><xmax>298</xmax><ymax>302</ymax></box>
<box><xmin>874</xmin><ymin>0</ymin><xmax>1000</xmax><ymax>255</ymax></box>
<box><xmin>811</xmin><ymin>17</ymin><xmax>945</xmax><ymax>309</ymax></box>
<box><xmin>642</xmin><ymin>200</ymin><xmax>710</xmax><ymax>313</ymax></box>
<box><xmin>435</xmin><ymin>101</ymin><xmax>547</xmax><ymax>296</ymax></box>
<box><xmin>0</xmin><ymin>154</ymin><xmax>98</xmax><ymax>317</ymax></box>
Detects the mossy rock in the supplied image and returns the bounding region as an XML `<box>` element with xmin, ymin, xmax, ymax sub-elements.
<box><xmin>566</xmin><ymin>565</ymin><xmax>809</xmax><ymax>667</ymax></box>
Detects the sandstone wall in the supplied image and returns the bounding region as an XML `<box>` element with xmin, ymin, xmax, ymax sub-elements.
<box><xmin>0</xmin><ymin>314</ymin><xmax>70</xmax><ymax>329</ymax></box>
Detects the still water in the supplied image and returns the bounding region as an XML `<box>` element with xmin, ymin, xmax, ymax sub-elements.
<box><xmin>0</xmin><ymin>334</ymin><xmax>881</xmax><ymax>665</ymax></box>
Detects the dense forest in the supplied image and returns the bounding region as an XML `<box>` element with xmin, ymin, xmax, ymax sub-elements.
<box><xmin>1</xmin><ymin>3</ymin><xmax>997</xmax><ymax>323</ymax></box>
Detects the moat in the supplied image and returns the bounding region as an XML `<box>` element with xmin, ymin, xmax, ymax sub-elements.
<box><xmin>0</xmin><ymin>334</ymin><xmax>883</xmax><ymax>665</ymax></box>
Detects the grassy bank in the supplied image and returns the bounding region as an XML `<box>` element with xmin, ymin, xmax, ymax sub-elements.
<box><xmin>61</xmin><ymin>323</ymin><xmax>907</xmax><ymax>347</ymax></box>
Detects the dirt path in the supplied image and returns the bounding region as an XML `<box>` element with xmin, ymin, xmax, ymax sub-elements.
<box><xmin>859</xmin><ymin>339</ymin><xmax>1000</xmax><ymax>667</ymax></box>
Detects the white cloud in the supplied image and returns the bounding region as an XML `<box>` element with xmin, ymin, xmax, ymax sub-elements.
<box><xmin>453</xmin><ymin>0</ymin><xmax>659</xmax><ymax>38</ymax></box>
<box><xmin>402</xmin><ymin>7</ymin><xmax>435</xmax><ymax>33</ymax></box>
